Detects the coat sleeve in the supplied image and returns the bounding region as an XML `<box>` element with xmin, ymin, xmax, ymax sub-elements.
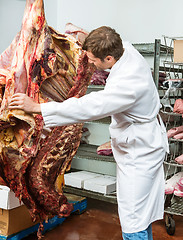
<box><xmin>41</xmin><ymin>80</ymin><xmax>136</xmax><ymax>127</ymax></box>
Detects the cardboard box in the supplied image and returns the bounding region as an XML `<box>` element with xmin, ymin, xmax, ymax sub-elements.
<box><xmin>174</xmin><ymin>40</ymin><xmax>183</xmax><ymax>63</ymax></box>
<box><xmin>84</xmin><ymin>175</ymin><xmax>116</xmax><ymax>194</ymax></box>
<box><xmin>0</xmin><ymin>186</ymin><xmax>36</xmax><ymax>237</ymax></box>
<box><xmin>0</xmin><ymin>185</ymin><xmax>23</xmax><ymax>210</ymax></box>
<box><xmin>0</xmin><ymin>205</ymin><xmax>39</xmax><ymax>236</ymax></box>
<box><xmin>64</xmin><ymin>171</ymin><xmax>101</xmax><ymax>188</ymax></box>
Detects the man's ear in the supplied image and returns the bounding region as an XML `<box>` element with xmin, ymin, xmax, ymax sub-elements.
<box><xmin>105</xmin><ymin>56</ymin><xmax>116</xmax><ymax>67</ymax></box>
<box><xmin>106</xmin><ymin>56</ymin><xmax>113</xmax><ymax>62</ymax></box>
<box><xmin>105</xmin><ymin>55</ymin><xmax>116</xmax><ymax>63</ymax></box>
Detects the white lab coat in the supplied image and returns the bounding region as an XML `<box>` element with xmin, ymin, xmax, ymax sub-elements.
<box><xmin>41</xmin><ymin>41</ymin><xmax>169</xmax><ymax>233</ymax></box>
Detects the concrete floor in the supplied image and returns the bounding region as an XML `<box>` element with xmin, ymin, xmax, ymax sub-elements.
<box><xmin>24</xmin><ymin>198</ymin><xmax>183</xmax><ymax>240</ymax></box>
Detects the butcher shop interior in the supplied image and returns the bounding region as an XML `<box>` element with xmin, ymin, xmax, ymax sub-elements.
<box><xmin>1</xmin><ymin>0</ymin><xmax>183</xmax><ymax>239</ymax></box>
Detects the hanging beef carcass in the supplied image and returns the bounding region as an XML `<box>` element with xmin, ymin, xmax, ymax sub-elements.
<box><xmin>0</xmin><ymin>0</ymin><xmax>95</xmax><ymax>237</ymax></box>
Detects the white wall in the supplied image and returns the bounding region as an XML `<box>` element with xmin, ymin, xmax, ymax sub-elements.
<box><xmin>0</xmin><ymin>0</ymin><xmax>57</xmax><ymax>54</ymax></box>
<box><xmin>57</xmin><ymin>0</ymin><xmax>183</xmax><ymax>43</ymax></box>
<box><xmin>0</xmin><ymin>0</ymin><xmax>183</xmax><ymax>54</ymax></box>
<box><xmin>0</xmin><ymin>0</ymin><xmax>25</xmax><ymax>54</ymax></box>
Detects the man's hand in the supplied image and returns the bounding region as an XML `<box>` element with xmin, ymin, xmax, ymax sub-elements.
<box><xmin>9</xmin><ymin>93</ymin><xmax>41</xmax><ymax>114</ymax></box>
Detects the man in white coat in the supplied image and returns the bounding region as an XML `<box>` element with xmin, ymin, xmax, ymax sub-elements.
<box><xmin>9</xmin><ymin>26</ymin><xmax>168</xmax><ymax>240</ymax></box>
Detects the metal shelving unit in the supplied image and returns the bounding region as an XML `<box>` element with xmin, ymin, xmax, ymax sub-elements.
<box><xmin>70</xmin><ymin>144</ymin><xmax>116</xmax><ymax>180</ymax></box>
<box><xmin>64</xmin><ymin>144</ymin><xmax>117</xmax><ymax>202</ymax></box>
<box><xmin>160</xmin><ymin>36</ymin><xmax>183</xmax><ymax>235</ymax></box>
<box><xmin>64</xmin><ymin>186</ymin><xmax>117</xmax><ymax>204</ymax></box>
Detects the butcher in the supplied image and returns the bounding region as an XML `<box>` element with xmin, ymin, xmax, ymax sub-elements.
<box><xmin>9</xmin><ymin>26</ymin><xmax>169</xmax><ymax>240</ymax></box>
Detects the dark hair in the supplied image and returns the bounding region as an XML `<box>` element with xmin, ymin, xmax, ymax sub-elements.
<box><xmin>82</xmin><ymin>26</ymin><xmax>124</xmax><ymax>61</ymax></box>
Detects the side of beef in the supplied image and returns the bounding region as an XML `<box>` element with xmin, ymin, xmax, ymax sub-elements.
<box><xmin>0</xmin><ymin>0</ymin><xmax>95</xmax><ymax>238</ymax></box>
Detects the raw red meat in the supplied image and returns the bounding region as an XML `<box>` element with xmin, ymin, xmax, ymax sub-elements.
<box><xmin>167</xmin><ymin>125</ymin><xmax>183</xmax><ymax>139</ymax></box>
<box><xmin>0</xmin><ymin>0</ymin><xmax>95</xmax><ymax>238</ymax></box>
<box><xmin>175</xmin><ymin>154</ymin><xmax>183</xmax><ymax>165</ymax></box>
<box><xmin>173</xmin><ymin>99</ymin><xmax>183</xmax><ymax>115</ymax></box>
<box><xmin>165</xmin><ymin>172</ymin><xmax>183</xmax><ymax>194</ymax></box>
<box><xmin>91</xmin><ymin>70</ymin><xmax>109</xmax><ymax>85</ymax></box>
<box><xmin>174</xmin><ymin>177</ymin><xmax>183</xmax><ymax>197</ymax></box>
<box><xmin>97</xmin><ymin>141</ymin><xmax>113</xmax><ymax>156</ymax></box>
<box><xmin>173</xmin><ymin>132</ymin><xmax>183</xmax><ymax>140</ymax></box>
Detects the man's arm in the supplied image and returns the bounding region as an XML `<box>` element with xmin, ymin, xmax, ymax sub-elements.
<box><xmin>9</xmin><ymin>93</ymin><xmax>41</xmax><ymax>114</ymax></box>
